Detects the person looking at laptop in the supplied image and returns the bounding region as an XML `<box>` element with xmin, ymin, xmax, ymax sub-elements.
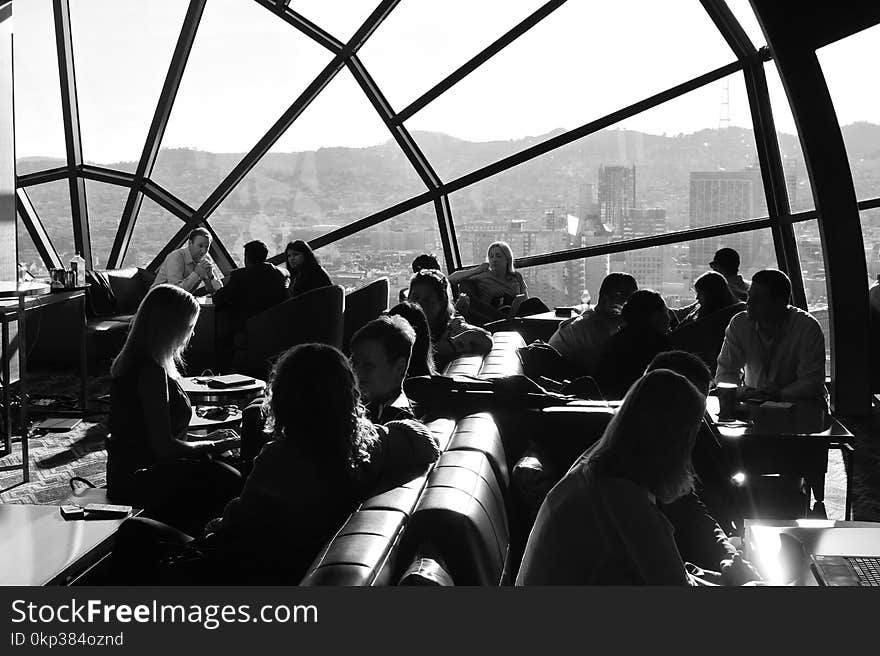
<box><xmin>350</xmin><ymin>315</ymin><xmax>417</xmax><ymax>424</ymax></box>
<box><xmin>715</xmin><ymin>269</ymin><xmax>826</xmax><ymax>404</ymax></box>
<box><xmin>152</xmin><ymin>226</ymin><xmax>223</xmax><ymax>294</ymax></box>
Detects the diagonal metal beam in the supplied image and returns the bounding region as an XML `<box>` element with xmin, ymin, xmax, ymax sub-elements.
<box><xmin>700</xmin><ymin>0</ymin><xmax>757</xmax><ymax>62</ymax></box>
<box><xmin>434</xmin><ymin>194</ymin><xmax>460</xmax><ymax>273</ymax></box>
<box><xmin>53</xmin><ymin>0</ymin><xmax>91</xmax><ymax>266</ymax></box>
<box><xmin>859</xmin><ymin>197</ymin><xmax>880</xmax><ymax>212</ymax></box>
<box><xmin>109</xmin><ymin>0</ymin><xmax>206</xmax><ymax>269</ymax></box>
<box><xmin>514</xmin><ymin>217</ymin><xmax>774</xmax><ymax>270</ymax></box>
<box><xmin>347</xmin><ymin>55</ymin><xmax>440</xmax><ymax>189</ymax></box>
<box><xmin>142</xmin><ymin>178</ymin><xmax>196</xmax><ymax>222</ymax></box>
<box><xmin>395</xmin><ymin>0</ymin><xmax>568</xmax><ymax>125</ymax></box>
<box><xmin>342</xmin><ymin>0</ymin><xmax>403</xmax><ymax>55</ymax></box>
<box><xmin>16</xmin><ymin>188</ymin><xmax>63</xmax><ymax>271</ymax></box>
<box><xmin>252</xmin><ymin>0</ymin><xmax>343</xmax><ymax>54</ymax></box>
<box><xmin>742</xmin><ymin>62</ymin><xmax>807</xmax><ymax>309</ymax></box>
<box><xmin>78</xmin><ymin>164</ymin><xmax>136</xmax><ymax>187</ymax></box>
<box><xmin>16</xmin><ymin>166</ymin><xmax>69</xmax><ymax>187</ymax></box>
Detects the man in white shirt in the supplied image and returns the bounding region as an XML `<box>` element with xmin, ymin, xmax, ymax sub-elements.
<box><xmin>715</xmin><ymin>269</ymin><xmax>825</xmax><ymax>402</ymax></box>
<box><xmin>152</xmin><ymin>226</ymin><xmax>224</xmax><ymax>294</ymax></box>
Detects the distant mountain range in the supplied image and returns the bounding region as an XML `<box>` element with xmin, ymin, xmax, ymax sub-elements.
<box><xmin>15</xmin><ymin>122</ymin><xmax>880</xmax><ymax>268</ymax></box>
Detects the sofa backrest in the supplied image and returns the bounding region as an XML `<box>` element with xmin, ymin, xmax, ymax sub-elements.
<box><xmin>96</xmin><ymin>267</ymin><xmax>156</xmax><ymax>316</ymax></box>
<box><xmin>342</xmin><ymin>277</ymin><xmax>390</xmax><ymax>355</ymax></box>
<box><xmin>442</xmin><ymin>331</ymin><xmax>525</xmax><ymax>378</ymax></box>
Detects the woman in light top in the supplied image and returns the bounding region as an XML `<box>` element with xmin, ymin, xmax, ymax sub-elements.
<box><xmin>449</xmin><ymin>241</ymin><xmax>528</xmax><ymax>325</ymax></box>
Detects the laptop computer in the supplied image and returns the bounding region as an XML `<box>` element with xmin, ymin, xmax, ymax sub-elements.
<box><xmin>205</xmin><ymin>374</ymin><xmax>256</xmax><ymax>388</ymax></box>
<box><xmin>811</xmin><ymin>554</ymin><xmax>880</xmax><ymax>586</ymax></box>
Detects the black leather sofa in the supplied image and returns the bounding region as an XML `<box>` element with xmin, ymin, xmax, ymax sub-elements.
<box><xmin>29</xmin><ymin>267</ymin><xmax>156</xmax><ymax>368</ymax></box>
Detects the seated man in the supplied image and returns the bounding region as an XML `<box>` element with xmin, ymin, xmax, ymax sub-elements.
<box><xmin>716</xmin><ymin>269</ymin><xmax>826</xmax><ymax>403</ymax></box>
<box><xmin>152</xmin><ymin>226</ymin><xmax>223</xmax><ymax>294</ymax></box>
<box><xmin>351</xmin><ymin>315</ymin><xmax>416</xmax><ymax>424</ymax></box>
<box><xmin>710</xmin><ymin>247</ymin><xmax>750</xmax><ymax>302</ymax></box>
<box><xmin>549</xmin><ymin>273</ymin><xmax>637</xmax><ymax>376</ymax></box>
<box><xmin>212</xmin><ymin>240</ymin><xmax>289</xmax><ymax>366</ymax></box>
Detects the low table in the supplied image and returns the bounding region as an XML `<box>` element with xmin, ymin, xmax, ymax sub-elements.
<box><xmin>180</xmin><ymin>376</ymin><xmax>266</xmax><ymax>408</ymax></box>
<box><xmin>189</xmin><ymin>406</ymin><xmax>243</xmax><ymax>433</ymax></box>
<box><xmin>0</xmin><ymin>503</ymin><xmax>135</xmax><ymax>585</ymax></box>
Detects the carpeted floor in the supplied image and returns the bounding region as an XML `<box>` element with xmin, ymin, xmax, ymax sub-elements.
<box><xmin>0</xmin><ymin>369</ymin><xmax>110</xmax><ymax>503</ymax></box>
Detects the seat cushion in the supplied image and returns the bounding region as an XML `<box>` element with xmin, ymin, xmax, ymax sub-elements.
<box><xmin>445</xmin><ymin>413</ymin><xmax>509</xmax><ymax>491</ymax></box>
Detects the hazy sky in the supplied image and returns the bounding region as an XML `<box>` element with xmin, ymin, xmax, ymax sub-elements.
<box><xmin>11</xmin><ymin>0</ymin><xmax>880</xmax><ymax>164</ymax></box>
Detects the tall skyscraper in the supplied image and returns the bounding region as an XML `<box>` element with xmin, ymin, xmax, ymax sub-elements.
<box><xmin>688</xmin><ymin>168</ymin><xmax>768</xmax><ymax>284</ymax></box>
<box><xmin>598</xmin><ymin>164</ymin><xmax>636</xmax><ymax>234</ymax></box>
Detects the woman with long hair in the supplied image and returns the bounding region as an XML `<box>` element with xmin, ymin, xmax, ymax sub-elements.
<box><xmin>669</xmin><ymin>271</ymin><xmax>747</xmax><ymax>374</ymax></box>
<box><xmin>407</xmin><ymin>269</ymin><xmax>492</xmax><ymax>371</ymax></box>
<box><xmin>387</xmin><ymin>300</ymin><xmax>437</xmax><ymax>378</ymax></box>
<box><xmin>448</xmin><ymin>241</ymin><xmax>528</xmax><ymax>324</ymax></box>
<box><xmin>285</xmin><ymin>239</ymin><xmax>332</xmax><ymax>298</ymax></box>
<box><xmin>108</xmin><ymin>285</ymin><xmax>240</xmax><ymax>518</ymax></box>
<box><xmin>212</xmin><ymin>343</ymin><xmax>440</xmax><ymax>583</ymax></box>
<box><xmin>517</xmin><ymin>369</ymin><xmax>705</xmax><ymax>585</ymax></box>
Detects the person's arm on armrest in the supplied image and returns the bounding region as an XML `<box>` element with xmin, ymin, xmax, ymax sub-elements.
<box><xmin>516</xmin><ymin>272</ymin><xmax>529</xmax><ymax>298</ymax></box>
<box><xmin>448</xmin><ymin>262</ymin><xmax>489</xmax><ymax>285</ymax></box>
<box><xmin>449</xmin><ymin>317</ymin><xmax>493</xmax><ymax>357</ymax></box>
<box><xmin>715</xmin><ymin>320</ymin><xmax>746</xmax><ymax>387</ymax></box>
<box><xmin>370</xmin><ymin>420</ymin><xmax>440</xmax><ymax>471</ymax></box>
<box><xmin>778</xmin><ymin>320</ymin><xmax>826</xmax><ymax>400</ymax></box>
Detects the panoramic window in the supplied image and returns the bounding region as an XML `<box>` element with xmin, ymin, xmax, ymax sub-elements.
<box><xmin>402</xmin><ymin>0</ymin><xmax>736</xmax><ymax>181</ymax></box>
<box><xmin>13</xmin><ymin>0</ymin><xmax>66</xmax><ymax>174</ymax></box>
<box><xmin>122</xmin><ymin>196</ymin><xmax>184</xmax><ymax>269</ymax></box>
<box><xmin>150</xmin><ymin>0</ymin><xmax>332</xmax><ymax>208</ymax></box>
<box><xmin>794</xmin><ymin>220</ymin><xmax>831</xmax><ymax>376</ymax></box>
<box><xmin>450</xmin><ymin>71</ymin><xmax>768</xmax><ymax>306</ymax></box>
<box><xmin>763</xmin><ymin>62</ymin><xmax>814</xmax><ymax>213</ymax></box>
<box><xmin>863</xmin><ymin>208</ymin><xmax>880</xmax><ymax>284</ymax></box>
<box><xmin>209</xmin><ymin>67</ymin><xmax>427</xmax><ymax>266</ymax></box>
<box><xmin>289</xmin><ymin>0</ymin><xmax>380</xmax><ymax>43</ymax></box>
<box><xmin>310</xmin><ymin>204</ymin><xmax>442</xmax><ymax>297</ymax></box>
<box><xmin>85</xmin><ymin>180</ymin><xmax>130</xmax><ymax>269</ymax></box>
<box><xmin>722</xmin><ymin>0</ymin><xmax>766</xmax><ymax>49</ymax></box>
<box><xmin>817</xmin><ymin>23</ymin><xmax>880</xmax><ymax>202</ymax></box>
<box><xmin>25</xmin><ymin>180</ymin><xmax>76</xmax><ymax>266</ymax></box>
<box><xmin>70</xmin><ymin>0</ymin><xmax>189</xmax><ymax>172</ymax></box>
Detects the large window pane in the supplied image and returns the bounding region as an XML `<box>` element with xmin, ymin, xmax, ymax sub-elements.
<box><xmin>451</xmin><ymin>73</ymin><xmax>766</xmax><ymax>270</ymax></box>
<box><xmin>210</xmin><ymin>68</ymin><xmax>427</xmax><ymax>266</ymax></box>
<box><xmin>794</xmin><ymin>220</ymin><xmax>831</xmax><ymax>376</ymax></box>
<box><xmin>862</xmin><ymin>208</ymin><xmax>880</xmax><ymax>283</ymax></box>
<box><xmin>723</xmin><ymin>0</ymin><xmax>766</xmax><ymax>48</ymax></box>
<box><xmin>312</xmin><ymin>205</ymin><xmax>441</xmax><ymax>297</ymax></box>
<box><xmin>151</xmin><ymin>0</ymin><xmax>332</xmax><ymax>208</ymax></box>
<box><xmin>13</xmin><ymin>0</ymin><xmax>66</xmax><ymax>168</ymax></box>
<box><xmin>85</xmin><ymin>181</ymin><xmax>130</xmax><ymax>269</ymax></box>
<box><xmin>70</xmin><ymin>0</ymin><xmax>188</xmax><ymax>170</ymax></box>
<box><xmin>359</xmin><ymin>0</ymin><xmax>546</xmax><ymax>110</ymax></box>
<box><xmin>817</xmin><ymin>24</ymin><xmax>880</xmax><ymax>201</ymax></box>
<box><xmin>764</xmin><ymin>62</ymin><xmax>814</xmax><ymax>212</ymax></box>
<box><xmin>122</xmin><ymin>197</ymin><xmax>183</xmax><ymax>269</ymax></box>
<box><xmin>17</xmin><ymin>221</ymin><xmax>50</xmax><ymax>280</ymax></box>
<box><xmin>403</xmin><ymin>0</ymin><xmax>735</xmax><ymax>179</ymax></box>
<box><xmin>290</xmin><ymin>0</ymin><xmax>379</xmax><ymax>43</ymax></box>
<box><xmin>27</xmin><ymin>180</ymin><xmax>76</xmax><ymax>266</ymax></box>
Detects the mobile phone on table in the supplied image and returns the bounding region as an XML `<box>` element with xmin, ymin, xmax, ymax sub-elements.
<box><xmin>60</xmin><ymin>505</ymin><xmax>85</xmax><ymax>520</ymax></box>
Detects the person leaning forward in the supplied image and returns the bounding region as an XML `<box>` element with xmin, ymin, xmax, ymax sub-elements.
<box><xmin>152</xmin><ymin>226</ymin><xmax>224</xmax><ymax>294</ymax></box>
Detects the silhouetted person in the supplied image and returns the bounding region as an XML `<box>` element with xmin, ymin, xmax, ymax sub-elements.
<box><xmin>152</xmin><ymin>226</ymin><xmax>223</xmax><ymax>294</ymax></box>
<box><xmin>716</xmin><ymin>269</ymin><xmax>826</xmax><ymax>403</ymax></box>
<box><xmin>549</xmin><ymin>273</ymin><xmax>638</xmax><ymax>376</ymax></box>
<box><xmin>400</xmin><ymin>253</ymin><xmax>443</xmax><ymax>302</ymax></box>
<box><xmin>710</xmin><ymin>247</ymin><xmax>749</xmax><ymax>302</ymax></box>
<box><xmin>387</xmin><ymin>301</ymin><xmax>437</xmax><ymax>378</ymax></box>
<box><xmin>285</xmin><ymin>239</ymin><xmax>332</xmax><ymax>298</ymax></box>
<box><xmin>213</xmin><ymin>240</ymin><xmax>289</xmax><ymax>368</ymax></box>
<box><xmin>594</xmin><ymin>289</ymin><xmax>671</xmax><ymax>399</ymax></box>
<box><xmin>669</xmin><ymin>271</ymin><xmax>746</xmax><ymax>374</ymax></box>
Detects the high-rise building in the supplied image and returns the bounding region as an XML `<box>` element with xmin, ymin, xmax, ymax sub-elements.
<box><xmin>688</xmin><ymin>168</ymin><xmax>768</xmax><ymax>284</ymax></box>
<box><xmin>598</xmin><ymin>164</ymin><xmax>636</xmax><ymax>234</ymax></box>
